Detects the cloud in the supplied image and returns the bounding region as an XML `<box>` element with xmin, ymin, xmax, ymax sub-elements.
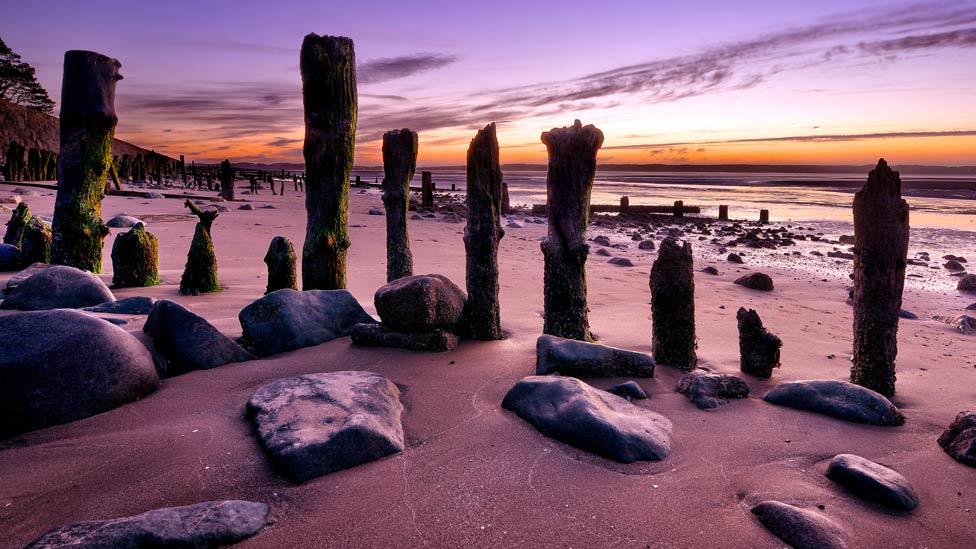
<box><xmin>358</xmin><ymin>54</ymin><xmax>458</xmax><ymax>84</ymax></box>
<box><xmin>603</xmin><ymin>129</ymin><xmax>976</xmax><ymax>150</ymax></box>
<box><xmin>267</xmin><ymin>137</ymin><xmax>302</xmax><ymax>147</ymax></box>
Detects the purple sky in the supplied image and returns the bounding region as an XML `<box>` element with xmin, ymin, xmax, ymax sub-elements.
<box><xmin>4</xmin><ymin>0</ymin><xmax>976</xmax><ymax>165</ymax></box>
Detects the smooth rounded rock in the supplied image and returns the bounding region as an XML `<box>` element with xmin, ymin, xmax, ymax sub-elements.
<box><xmin>734</xmin><ymin>272</ymin><xmax>774</xmax><ymax>291</ymax></box>
<box><xmin>536</xmin><ymin>334</ymin><xmax>655</xmax><ymax>378</ymax></box>
<box><xmin>143</xmin><ymin>300</ymin><xmax>255</xmax><ymax>376</ymax></box>
<box><xmin>105</xmin><ymin>214</ymin><xmax>143</xmax><ymax>228</ymax></box>
<box><xmin>0</xmin><ymin>265</ymin><xmax>114</xmax><ymax>310</ymax></box>
<box><xmin>676</xmin><ymin>370</ymin><xmax>750</xmax><ymax>409</ymax></box>
<box><xmin>938</xmin><ymin>411</ymin><xmax>976</xmax><ymax>467</ymax></box>
<box><xmin>374</xmin><ymin>274</ymin><xmax>466</xmax><ymax>332</ymax></box>
<box><xmin>752</xmin><ymin>501</ymin><xmax>848</xmax><ymax>549</ymax></box>
<box><xmin>826</xmin><ymin>454</ymin><xmax>918</xmax><ymax>511</ymax></box>
<box><xmin>763</xmin><ymin>379</ymin><xmax>904</xmax><ymax>426</ymax></box>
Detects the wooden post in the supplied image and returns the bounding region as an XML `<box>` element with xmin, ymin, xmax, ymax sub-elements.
<box><xmin>381</xmin><ymin>128</ymin><xmax>417</xmax><ymax>282</ymax></box>
<box><xmin>673</xmin><ymin>200</ymin><xmax>684</xmax><ymax>218</ymax></box>
<box><xmin>540</xmin><ymin>120</ymin><xmax>603</xmax><ymax>341</ymax></box>
<box><xmin>179</xmin><ymin>199</ymin><xmax>219</xmax><ymax>294</ymax></box>
<box><xmin>719</xmin><ymin>205</ymin><xmax>729</xmax><ymax>220</ymax></box>
<box><xmin>219</xmin><ymin>159</ymin><xmax>234</xmax><ymax>200</ymax></box>
<box><xmin>300</xmin><ymin>33</ymin><xmax>357</xmax><ymax>291</ymax></box>
<box><xmin>850</xmin><ymin>159</ymin><xmax>909</xmax><ymax>397</ymax></box>
<box><xmin>421</xmin><ymin>170</ymin><xmax>433</xmax><ymax>207</ymax></box>
<box><xmin>111</xmin><ymin>223</ymin><xmax>159</xmax><ymax>288</ymax></box>
<box><xmin>737</xmin><ymin>307</ymin><xmax>781</xmax><ymax>377</ymax></box>
<box><xmin>264</xmin><ymin>236</ymin><xmax>298</xmax><ymax>293</ymax></box>
<box><xmin>620</xmin><ymin>195</ymin><xmax>629</xmax><ymax>212</ymax></box>
<box><xmin>463</xmin><ymin>122</ymin><xmax>505</xmax><ymax>340</ymax></box>
<box><xmin>759</xmin><ymin>209</ymin><xmax>769</xmax><ymax>223</ymax></box>
<box><xmin>650</xmin><ymin>237</ymin><xmax>696</xmax><ymax>370</ymax></box>
<box><xmin>51</xmin><ymin>50</ymin><xmax>121</xmax><ymax>273</ymax></box>
<box><xmin>501</xmin><ymin>182</ymin><xmax>511</xmax><ymax>214</ymax></box>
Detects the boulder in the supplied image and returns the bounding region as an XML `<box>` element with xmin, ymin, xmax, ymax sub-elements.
<box><xmin>105</xmin><ymin>214</ymin><xmax>143</xmax><ymax>228</ymax></box>
<box><xmin>238</xmin><ymin>203</ymin><xmax>254</xmax><ymax>211</ymax></box>
<box><xmin>825</xmin><ymin>454</ymin><xmax>918</xmax><ymax>511</ymax></box>
<box><xmin>751</xmin><ymin>501</ymin><xmax>848</xmax><ymax>549</ymax></box>
<box><xmin>932</xmin><ymin>315</ymin><xmax>976</xmax><ymax>335</ymax></box>
<box><xmin>700</xmin><ymin>266</ymin><xmax>720</xmax><ymax>275</ymax></box>
<box><xmin>594</xmin><ymin>248</ymin><xmax>612</xmax><ymax>257</ymax></box>
<box><xmin>608</xmin><ymin>257</ymin><xmax>634</xmax><ymax>267</ymax></box>
<box><xmin>727</xmin><ymin>252</ymin><xmax>743</xmax><ymax>264</ymax></box>
<box><xmin>501</xmin><ymin>375</ymin><xmax>672</xmax><ymax>463</ymax></box>
<box><xmin>957</xmin><ymin>274</ymin><xmax>976</xmax><ymax>293</ymax></box>
<box><xmin>368</xmin><ymin>207</ymin><xmax>383</xmax><ymax>215</ymax></box>
<box><xmin>246</xmin><ymin>371</ymin><xmax>405</xmax><ymax>482</ymax></box>
<box><xmin>763</xmin><ymin>379</ymin><xmax>904</xmax><ymax>426</ymax></box>
<box><xmin>536</xmin><ymin>334</ymin><xmax>655</xmax><ymax>377</ymax></box>
<box><xmin>734</xmin><ymin>272</ymin><xmax>774</xmax><ymax>291</ymax></box>
<box><xmin>0</xmin><ymin>309</ymin><xmax>159</xmax><ymax>437</ymax></box>
<box><xmin>944</xmin><ymin>260</ymin><xmax>965</xmax><ymax>271</ymax></box>
<box><xmin>144</xmin><ymin>191</ymin><xmax>165</xmax><ymax>199</ymax></box>
<box><xmin>238</xmin><ymin>289</ymin><xmax>376</xmax><ymax>356</ymax></box>
<box><xmin>0</xmin><ymin>242</ymin><xmax>20</xmax><ymax>271</ymax></box>
<box><xmin>937</xmin><ymin>411</ymin><xmax>976</xmax><ymax>467</ymax></box>
<box><xmin>143</xmin><ymin>300</ymin><xmax>254</xmax><ymax>376</ymax></box>
<box><xmin>592</xmin><ymin>235</ymin><xmax>611</xmax><ymax>246</ymax></box>
<box><xmin>27</xmin><ymin>500</ymin><xmax>269</xmax><ymax>548</ymax></box>
<box><xmin>3</xmin><ymin>262</ymin><xmax>51</xmax><ymax>294</ymax></box>
<box><xmin>0</xmin><ymin>265</ymin><xmax>114</xmax><ymax>310</ymax></box>
<box><xmin>676</xmin><ymin>370</ymin><xmax>750</xmax><ymax>409</ymax></box>
<box><xmin>607</xmin><ymin>380</ymin><xmax>647</xmax><ymax>400</ymax></box>
<box><xmin>350</xmin><ymin>323</ymin><xmax>458</xmax><ymax>352</ymax></box>
<box><xmin>638</xmin><ymin>239</ymin><xmax>655</xmax><ymax>251</ymax></box>
<box><xmin>82</xmin><ymin>296</ymin><xmax>156</xmax><ymax>315</ymax></box>
<box><xmin>374</xmin><ymin>274</ymin><xmax>466</xmax><ymax>332</ymax></box>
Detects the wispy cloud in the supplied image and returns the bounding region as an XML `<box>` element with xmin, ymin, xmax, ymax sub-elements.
<box><xmin>604</xmin><ymin>130</ymin><xmax>976</xmax><ymax>150</ymax></box>
<box><xmin>358</xmin><ymin>53</ymin><xmax>458</xmax><ymax>84</ymax></box>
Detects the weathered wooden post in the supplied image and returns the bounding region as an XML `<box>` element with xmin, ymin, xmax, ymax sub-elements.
<box><xmin>464</xmin><ymin>122</ymin><xmax>505</xmax><ymax>340</ymax></box>
<box><xmin>4</xmin><ymin>202</ymin><xmax>31</xmax><ymax>248</ymax></box>
<box><xmin>650</xmin><ymin>236</ymin><xmax>697</xmax><ymax>370</ymax></box>
<box><xmin>300</xmin><ymin>33</ymin><xmax>357</xmax><ymax>291</ymax></box>
<box><xmin>4</xmin><ymin>141</ymin><xmax>25</xmax><ymax>182</ymax></box>
<box><xmin>381</xmin><ymin>128</ymin><xmax>417</xmax><ymax>282</ymax></box>
<box><xmin>264</xmin><ymin>236</ymin><xmax>298</xmax><ymax>293</ymax></box>
<box><xmin>421</xmin><ymin>170</ymin><xmax>434</xmax><ymax>207</ymax></box>
<box><xmin>179</xmin><ymin>199</ymin><xmax>220</xmax><ymax>294</ymax></box>
<box><xmin>620</xmin><ymin>195</ymin><xmax>629</xmax><ymax>213</ymax></box>
<box><xmin>51</xmin><ymin>50</ymin><xmax>122</xmax><ymax>273</ymax></box>
<box><xmin>219</xmin><ymin>159</ymin><xmax>234</xmax><ymax>200</ymax></box>
<box><xmin>540</xmin><ymin>120</ymin><xmax>604</xmax><ymax>341</ymax></box>
<box><xmin>20</xmin><ymin>216</ymin><xmax>51</xmax><ymax>266</ymax></box>
<box><xmin>850</xmin><ymin>159</ymin><xmax>909</xmax><ymax>397</ymax></box>
<box><xmin>501</xmin><ymin>182</ymin><xmax>511</xmax><ymax>214</ymax></box>
<box><xmin>179</xmin><ymin>154</ymin><xmax>187</xmax><ymax>186</ymax></box>
<box><xmin>673</xmin><ymin>200</ymin><xmax>684</xmax><ymax>218</ymax></box>
<box><xmin>111</xmin><ymin>223</ymin><xmax>159</xmax><ymax>287</ymax></box>
<box><xmin>759</xmin><ymin>209</ymin><xmax>769</xmax><ymax>223</ymax></box>
<box><xmin>719</xmin><ymin>205</ymin><xmax>729</xmax><ymax>221</ymax></box>
<box><xmin>737</xmin><ymin>307</ymin><xmax>781</xmax><ymax>377</ymax></box>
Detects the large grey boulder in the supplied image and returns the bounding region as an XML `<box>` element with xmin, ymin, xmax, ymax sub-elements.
<box><xmin>3</xmin><ymin>262</ymin><xmax>51</xmax><ymax>294</ymax></box>
<box><xmin>0</xmin><ymin>265</ymin><xmax>114</xmax><ymax>310</ymax></box>
<box><xmin>238</xmin><ymin>289</ymin><xmax>376</xmax><ymax>356</ymax></box>
<box><xmin>938</xmin><ymin>411</ymin><xmax>976</xmax><ymax>467</ymax></box>
<box><xmin>246</xmin><ymin>371</ymin><xmax>405</xmax><ymax>483</ymax></box>
<box><xmin>374</xmin><ymin>274</ymin><xmax>466</xmax><ymax>332</ymax></box>
<box><xmin>0</xmin><ymin>243</ymin><xmax>20</xmax><ymax>271</ymax></box>
<box><xmin>751</xmin><ymin>500</ymin><xmax>848</xmax><ymax>549</ymax></box>
<box><xmin>27</xmin><ymin>500</ymin><xmax>269</xmax><ymax>548</ymax></box>
<box><xmin>501</xmin><ymin>375</ymin><xmax>672</xmax><ymax>463</ymax></box>
<box><xmin>826</xmin><ymin>454</ymin><xmax>918</xmax><ymax>511</ymax></box>
<box><xmin>144</xmin><ymin>300</ymin><xmax>254</xmax><ymax>377</ymax></box>
<box><xmin>535</xmin><ymin>334</ymin><xmax>655</xmax><ymax>377</ymax></box>
<box><xmin>0</xmin><ymin>309</ymin><xmax>159</xmax><ymax>437</ymax></box>
<box><xmin>676</xmin><ymin>370</ymin><xmax>750</xmax><ymax>409</ymax></box>
<box><xmin>763</xmin><ymin>379</ymin><xmax>904</xmax><ymax>426</ymax></box>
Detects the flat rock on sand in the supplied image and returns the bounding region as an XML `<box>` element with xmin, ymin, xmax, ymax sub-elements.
<box><xmin>676</xmin><ymin>370</ymin><xmax>750</xmax><ymax>409</ymax></box>
<box><xmin>607</xmin><ymin>380</ymin><xmax>648</xmax><ymax>400</ymax></box>
<box><xmin>763</xmin><ymin>379</ymin><xmax>904</xmax><ymax>426</ymax></box>
<box><xmin>27</xmin><ymin>500</ymin><xmax>270</xmax><ymax>548</ymax></box>
<box><xmin>374</xmin><ymin>274</ymin><xmax>466</xmax><ymax>332</ymax></box>
<box><xmin>825</xmin><ymin>454</ymin><xmax>918</xmax><ymax>511</ymax></box>
<box><xmin>350</xmin><ymin>323</ymin><xmax>458</xmax><ymax>352</ymax></box>
<box><xmin>734</xmin><ymin>272</ymin><xmax>774</xmax><ymax>291</ymax></box>
<box><xmin>937</xmin><ymin>411</ymin><xmax>976</xmax><ymax>466</ymax></box>
<box><xmin>0</xmin><ymin>265</ymin><xmax>114</xmax><ymax>310</ymax></box>
<box><xmin>246</xmin><ymin>371</ymin><xmax>405</xmax><ymax>483</ymax></box>
<box><xmin>238</xmin><ymin>289</ymin><xmax>376</xmax><ymax>356</ymax></box>
<box><xmin>0</xmin><ymin>309</ymin><xmax>159</xmax><ymax>437</ymax></box>
<box><xmin>144</xmin><ymin>299</ymin><xmax>255</xmax><ymax>376</ymax></box>
<box><xmin>502</xmin><ymin>375</ymin><xmax>672</xmax><ymax>463</ymax></box>
<box><xmin>536</xmin><ymin>334</ymin><xmax>655</xmax><ymax>377</ymax></box>
<box><xmin>81</xmin><ymin>296</ymin><xmax>156</xmax><ymax>315</ymax></box>
<box><xmin>105</xmin><ymin>214</ymin><xmax>143</xmax><ymax>228</ymax></box>
<box><xmin>751</xmin><ymin>500</ymin><xmax>848</xmax><ymax>549</ymax></box>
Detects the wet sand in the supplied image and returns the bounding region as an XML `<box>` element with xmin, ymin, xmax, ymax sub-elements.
<box><xmin>1</xmin><ymin>182</ymin><xmax>974</xmax><ymax>547</ymax></box>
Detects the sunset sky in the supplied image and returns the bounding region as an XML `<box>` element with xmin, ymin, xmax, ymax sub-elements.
<box><xmin>4</xmin><ymin>0</ymin><xmax>976</xmax><ymax>166</ymax></box>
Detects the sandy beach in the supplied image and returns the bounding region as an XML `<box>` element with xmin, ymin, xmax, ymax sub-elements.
<box><xmin>1</xmin><ymin>180</ymin><xmax>974</xmax><ymax>548</ymax></box>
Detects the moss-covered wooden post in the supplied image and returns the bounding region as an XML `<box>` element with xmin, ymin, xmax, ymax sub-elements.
<box><xmin>540</xmin><ymin>120</ymin><xmax>603</xmax><ymax>341</ymax></box>
<box><xmin>850</xmin><ymin>159</ymin><xmax>909</xmax><ymax>397</ymax></box>
<box><xmin>650</xmin><ymin>236</ymin><xmax>697</xmax><ymax>370</ymax></box>
<box><xmin>50</xmin><ymin>50</ymin><xmax>121</xmax><ymax>273</ymax></box>
<box><xmin>3</xmin><ymin>202</ymin><xmax>31</xmax><ymax>247</ymax></box>
<box><xmin>264</xmin><ymin>236</ymin><xmax>298</xmax><ymax>293</ymax></box>
<box><xmin>219</xmin><ymin>159</ymin><xmax>235</xmax><ymax>200</ymax></box>
<box><xmin>381</xmin><ymin>128</ymin><xmax>417</xmax><ymax>282</ymax></box>
<box><xmin>300</xmin><ymin>33</ymin><xmax>357</xmax><ymax>290</ymax></box>
<box><xmin>111</xmin><ymin>223</ymin><xmax>159</xmax><ymax>287</ymax></box>
<box><xmin>20</xmin><ymin>216</ymin><xmax>52</xmax><ymax>266</ymax></box>
<box><xmin>179</xmin><ymin>199</ymin><xmax>219</xmax><ymax>294</ymax></box>
<box><xmin>463</xmin><ymin>122</ymin><xmax>505</xmax><ymax>340</ymax></box>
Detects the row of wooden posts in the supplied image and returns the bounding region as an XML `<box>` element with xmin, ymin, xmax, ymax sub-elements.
<box><xmin>41</xmin><ymin>37</ymin><xmax>907</xmax><ymax>399</ymax></box>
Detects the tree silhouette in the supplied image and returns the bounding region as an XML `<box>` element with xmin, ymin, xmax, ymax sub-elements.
<box><xmin>0</xmin><ymin>37</ymin><xmax>54</xmax><ymax>113</ymax></box>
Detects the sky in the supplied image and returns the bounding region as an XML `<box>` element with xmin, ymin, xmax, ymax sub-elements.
<box><xmin>3</xmin><ymin>0</ymin><xmax>976</xmax><ymax>166</ymax></box>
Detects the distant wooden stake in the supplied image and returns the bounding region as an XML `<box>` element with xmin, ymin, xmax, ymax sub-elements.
<box><xmin>381</xmin><ymin>128</ymin><xmax>418</xmax><ymax>282</ymax></box>
<box><xmin>464</xmin><ymin>122</ymin><xmax>505</xmax><ymax>340</ymax></box>
<box><xmin>264</xmin><ymin>236</ymin><xmax>298</xmax><ymax>294</ymax></box>
<box><xmin>850</xmin><ymin>158</ymin><xmax>909</xmax><ymax>397</ymax></box>
<box><xmin>51</xmin><ymin>50</ymin><xmax>121</xmax><ymax>273</ymax></box>
<box><xmin>540</xmin><ymin>120</ymin><xmax>604</xmax><ymax>341</ymax></box>
<box><xmin>300</xmin><ymin>33</ymin><xmax>357</xmax><ymax>290</ymax></box>
<box><xmin>421</xmin><ymin>171</ymin><xmax>434</xmax><ymax>207</ymax></box>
